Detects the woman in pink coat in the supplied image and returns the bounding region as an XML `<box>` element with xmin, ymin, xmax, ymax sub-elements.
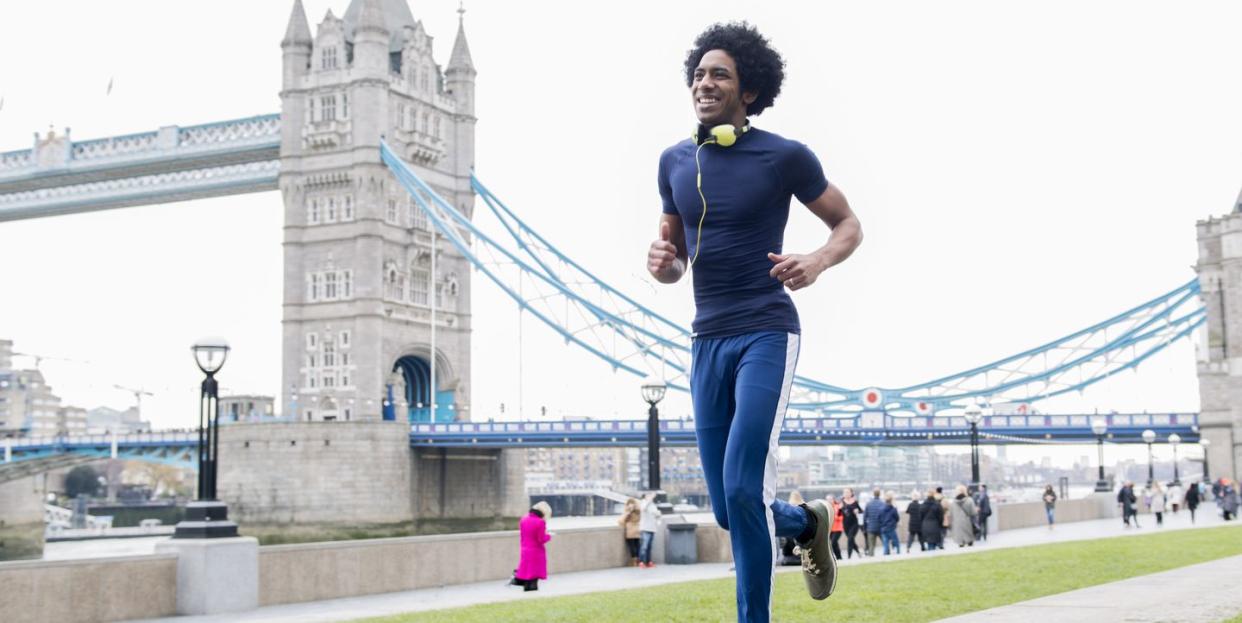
<box><xmin>513</xmin><ymin>501</ymin><xmax>552</xmax><ymax>591</ymax></box>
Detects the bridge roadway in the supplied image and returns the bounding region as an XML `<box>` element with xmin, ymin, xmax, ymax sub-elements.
<box><xmin>0</xmin><ymin>412</ymin><xmax>1198</xmax><ymax>471</ymax></box>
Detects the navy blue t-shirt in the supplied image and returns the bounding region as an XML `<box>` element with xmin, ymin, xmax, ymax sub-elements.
<box><xmin>658</xmin><ymin>127</ymin><xmax>829</xmax><ymax>338</ymax></box>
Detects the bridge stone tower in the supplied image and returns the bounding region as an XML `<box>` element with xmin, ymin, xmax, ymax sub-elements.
<box><xmin>279</xmin><ymin>0</ymin><xmax>475</xmax><ymax>424</ymax></box>
<box><xmin>213</xmin><ymin>0</ymin><xmax>524</xmax><ymax>533</ymax></box>
<box><xmin>1194</xmin><ymin>196</ymin><xmax>1242</xmax><ymax>483</ymax></box>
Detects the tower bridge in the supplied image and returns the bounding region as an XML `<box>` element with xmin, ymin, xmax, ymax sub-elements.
<box><xmin>0</xmin><ymin>0</ymin><xmax>1238</xmax><ymax>536</ymax></box>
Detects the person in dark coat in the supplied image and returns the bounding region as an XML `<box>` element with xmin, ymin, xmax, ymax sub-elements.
<box><xmin>840</xmin><ymin>488</ymin><xmax>863</xmax><ymax>559</ymax></box>
<box><xmin>919</xmin><ymin>489</ymin><xmax>944</xmax><ymax>550</ymax></box>
<box><xmin>974</xmin><ymin>484</ymin><xmax>992</xmax><ymax>541</ymax></box>
<box><xmin>1185</xmin><ymin>480</ymin><xmax>1201</xmax><ymax>524</ymax></box>
<box><xmin>862</xmin><ymin>488</ymin><xmax>886</xmax><ymax>557</ymax></box>
<box><xmin>1118</xmin><ymin>482</ymin><xmax>1140</xmax><ymax>528</ymax></box>
<box><xmin>879</xmin><ymin>491</ymin><xmax>901</xmax><ymax>555</ymax></box>
<box><xmin>905</xmin><ymin>494</ymin><xmax>924</xmax><ymax>552</ymax></box>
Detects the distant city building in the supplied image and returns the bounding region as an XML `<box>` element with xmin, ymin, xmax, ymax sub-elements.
<box><xmin>0</xmin><ymin>339</ymin><xmax>12</xmax><ymax>371</ymax></box>
<box><xmin>86</xmin><ymin>406</ymin><xmax>150</xmax><ymax>435</ymax></box>
<box><xmin>54</xmin><ymin>406</ymin><xmax>88</xmax><ymax>436</ymax></box>
<box><xmin>1</xmin><ymin>368</ymin><xmax>65</xmax><ymax>436</ymax></box>
<box><xmin>219</xmin><ymin>395</ymin><xmax>276</xmax><ymax>422</ymax></box>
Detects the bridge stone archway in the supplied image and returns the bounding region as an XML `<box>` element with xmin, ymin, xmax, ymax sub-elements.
<box><xmin>391</xmin><ymin>353</ymin><xmax>456</xmax><ymax>422</ymax></box>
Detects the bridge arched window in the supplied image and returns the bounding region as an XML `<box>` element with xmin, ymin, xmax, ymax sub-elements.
<box><xmin>342</xmin><ymin>195</ymin><xmax>354</xmax><ymax>220</ymax></box>
<box><xmin>341</xmin><ymin>93</ymin><xmax>349</xmax><ymax>119</ymax></box>
<box><xmin>341</xmin><ymin>271</ymin><xmax>352</xmax><ymax>299</ymax></box>
<box><xmin>326</xmin><ymin>197</ymin><xmax>336</xmax><ymax>222</ymax></box>
<box><xmin>321</xmin><ymin>96</ymin><xmax>336</xmax><ymax>122</ymax></box>
<box><xmin>309</xmin><ymin>273</ymin><xmax>322</xmax><ymax>301</ymax></box>
<box><xmin>433</xmin><ymin>116</ymin><xmax>441</xmax><ymax>139</ymax></box>
<box><xmin>386</xmin><ymin>198</ymin><xmax>398</xmax><ymax>223</ymax></box>
<box><xmin>411</xmin><ymin>268</ymin><xmax>429</xmax><ymax>306</ymax></box>
<box><xmin>322</xmin><ymin>47</ymin><xmax>338</xmax><ymax>70</ymax></box>
<box><xmin>324</xmin><ymin>272</ymin><xmax>338</xmax><ymax>299</ymax></box>
<box><xmin>308</xmin><ymin>199</ymin><xmax>320</xmax><ymax>224</ymax></box>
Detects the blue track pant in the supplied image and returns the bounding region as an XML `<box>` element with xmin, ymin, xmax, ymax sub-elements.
<box><xmin>691</xmin><ymin>331</ymin><xmax>807</xmax><ymax>623</ymax></box>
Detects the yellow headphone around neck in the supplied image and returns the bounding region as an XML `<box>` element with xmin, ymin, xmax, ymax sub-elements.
<box><xmin>692</xmin><ymin>123</ymin><xmax>749</xmax><ymax>147</ymax></box>
<box><xmin>688</xmin><ymin>124</ymin><xmax>749</xmax><ymax>268</ymax></box>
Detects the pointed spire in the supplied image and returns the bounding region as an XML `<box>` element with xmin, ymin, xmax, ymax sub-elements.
<box><xmin>282</xmin><ymin>0</ymin><xmax>312</xmax><ymax>46</ymax></box>
<box><xmin>355</xmin><ymin>0</ymin><xmax>388</xmax><ymax>35</ymax></box>
<box><xmin>448</xmin><ymin>2</ymin><xmax>474</xmax><ymax>72</ymax></box>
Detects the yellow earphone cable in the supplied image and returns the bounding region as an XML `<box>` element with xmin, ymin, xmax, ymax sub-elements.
<box><xmin>690</xmin><ymin>140</ymin><xmax>711</xmax><ymax>269</ymax></box>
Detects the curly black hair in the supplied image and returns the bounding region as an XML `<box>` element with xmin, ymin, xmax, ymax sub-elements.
<box><xmin>683</xmin><ymin>22</ymin><xmax>786</xmax><ymax>116</ymax></box>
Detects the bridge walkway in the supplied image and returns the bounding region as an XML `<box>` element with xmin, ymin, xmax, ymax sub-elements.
<box><xmin>129</xmin><ymin>508</ymin><xmax>1231</xmax><ymax>623</ymax></box>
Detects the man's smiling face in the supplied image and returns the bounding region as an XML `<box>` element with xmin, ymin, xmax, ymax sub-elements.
<box><xmin>692</xmin><ymin>49</ymin><xmax>756</xmax><ymax>127</ymax></box>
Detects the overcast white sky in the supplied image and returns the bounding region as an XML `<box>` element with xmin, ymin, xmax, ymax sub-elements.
<box><xmin>1</xmin><ymin>1</ymin><xmax>1237</xmax><ymax>470</ymax></box>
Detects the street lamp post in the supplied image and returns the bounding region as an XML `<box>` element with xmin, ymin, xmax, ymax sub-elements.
<box><xmin>640</xmin><ymin>378</ymin><xmax>667</xmax><ymax>496</ymax></box>
<box><xmin>1200</xmin><ymin>438</ymin><xmax>1211</xmax><ymax>483</ymax></box>
<box><xmin>174</xmin><ymin>337</ymin><xmax>238</xmax><ymax>539</ymax></box>
<box><xmin>1091</xmin><ymin>417</ymin><xmax>1110</xmax><ymax>492</ymax></box>
<box><xmin>1141</xmin><ymin>429</ymin><xmax>1156</xmax><ymax>488</ymax></box>
<box><xmin>1168</xmin><ymin>433</ymin><xmax>1181</xmax><ymax>486</ymax></box>
<box><xmin>963</xmin><ymin>403</ymin><xmax>983</xmax><ymax>492</ymax></box>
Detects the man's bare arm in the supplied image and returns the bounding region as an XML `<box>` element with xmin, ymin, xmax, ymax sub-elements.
<box><xmin>768</xmin><ymin>183</ymin><xmax>863</xmax><ymax>291</ymax></box>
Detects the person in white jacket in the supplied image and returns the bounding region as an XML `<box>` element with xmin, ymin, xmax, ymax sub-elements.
<box><xmin>638</xmin><ymin>492</ymin><xmax>662</xmax><ymax>568</ymax></box>
<box><xmin>1148</xmin><ymin>482</ymin><xmax>1167</xmax><ymax>526</ymax></box>
<box><xmin>1167</xmin><ymin>482</ymin><xmax>1184</xmax><ymax>514</ymax></box>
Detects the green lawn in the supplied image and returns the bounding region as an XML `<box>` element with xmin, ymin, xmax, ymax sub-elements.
<box><xmin>354</xmin><ymin>524</ymin><xmax>1242</xmax><ymax>623</ymax></box>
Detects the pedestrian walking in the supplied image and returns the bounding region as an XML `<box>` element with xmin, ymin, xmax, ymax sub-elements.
<box><xmin>905</xmin><ymin>493</ymin><xmax>924</xmax><ymax>552</ymax></box>
<box><xmin>618</xmin><ymin>497</ymin><xmax>641</xmax><ymax>566</ymax></box>
<box><xmin>1042</xmin><ymin>484</ymin><xmax>1057</xmax><ymax>528</ymax></box>
<box><xmin>1167</xmin><ymin>482</ymin><xmax>1183</xmax><ymax>514</ymax></box>
<box><xmin>935</xmin><ymin>486</ymin><xmax>949</xmax><ymax>542</ymax></box>
<box><xmin>1149</xmin><ymin>482</ymin><xmax>1166</xmax><ymax>527</ymax></box>
<box><xmin>1185</xmin><ymin>480</ymin><xmax>1201</xmax><ymax>524</ymax></box>
<box><xmin>841</xmin><ymin>488</ymin><xmax>863</xmax><ymax>559</ymax></box>
<box><xmin>862</xmin><ymin>488</ymin><xmax>885</xmax><ymax>557</ymax></box>
<box><xmin>825</xmin><ymin>494</ymin><xmax>844</xmax><ymax>561</ymax></box>
<box><xmin>880</xmin><ymin>491</ymin><xmax>901</xmax><ymax>555</ymax></box>
<box><xmin>973</xmin><ymin>484</ymin><xmax>992</xmax><ymax>541</ymax></box>
<box><xmin>512</xmin><ymin>501</ymin><xmax>552</xmax><ymax>591</ymax></box>
<box><xmin>1220</xmin><ymin>479</ymin><xmax>1239</xmax><ymax>521</ymax></box>
<box><xmin>1118</xmin><ymin>481</ymin><xmax>1140</xmax><ymax>528</ymax></box>
<box><xmin>638</xmin><ymin>492</ymin><xmax>661</xmax><ymax>567</ymax></box>
<box><xmin>949</xmin><ymin>485</ymin><xmax>977</xmax><ymax>548</ymax></box>
<box><xmin>919</xmin><ymin>489</ymin><xmax>944</xmax><ymax>551</ymax></box>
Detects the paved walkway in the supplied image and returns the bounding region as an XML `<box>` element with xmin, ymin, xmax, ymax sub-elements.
<box><xmin>131</xmin><ymin>510</ymin><xmax>1234</xmax><ymax>623</ymax></box>
<box><xmin>937</xmin><ymin>553</ymin><xmax>1242</xmax><ymax>622</ymax></box>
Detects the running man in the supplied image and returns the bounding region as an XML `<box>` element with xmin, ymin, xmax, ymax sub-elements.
<box><xmin>646</xmin><ymin>22</ymin><xmax>863</xmax><ymax>623</ymax></box>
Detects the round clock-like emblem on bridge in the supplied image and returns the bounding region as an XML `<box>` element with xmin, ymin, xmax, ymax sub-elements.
<box><xmin>915</xmin><ymin>401</ymin><xmax>932</xmax><ymax>415</ymax></box>
<box><xmin>861</xmin><ymin>388</ymin><xmax>883</xmax><ymax>409</ymax></box>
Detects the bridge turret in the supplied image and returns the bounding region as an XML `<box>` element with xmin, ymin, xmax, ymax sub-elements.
<box><xmin>280</xmin><ymin>0</ymin><xmax>474</xmax><ymax>425</ymax></box>
<box><xmin>445</xmin><ymin>4</ymin><xmax>476</xmax><ymax>207</ymax></box>
<box><xmin>351</xmin><ymin>0</ymin><xmax>390</xmax><ymax>79</ymax></box>
<box><xmin>281</xmin><ymin>0</ymin><xmax>312</xmax><ymax>88</ymax></box>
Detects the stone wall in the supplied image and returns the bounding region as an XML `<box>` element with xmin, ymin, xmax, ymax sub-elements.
<box><xmin>0</xmin><ymin>473</ymin><xmax>46</xmax><ymax>561</ymax></box>
<box><xmin>0</xmin><ymin>553</ymin><xmax>177</xmax><ymax>623</ymax></box>
<box><xmin>219</xmin><ymin>421</ymin><xmax>414</xmax><ymax>525</ymax></box>
<box><xmin>259</xmin><ymin>523</ymin><xmax>631</xmax><ymax>606</ymax></box>
<box><xmin>995</xmin><ymin>493</ymin><xmax>1119</xmax><ymax>531</ymax></box>
<box><xmin>410</xmin><ymin>447</ymin><xmax>528</xmax><ymax>521</ymax></box>
<box><xmin>218</xmin><ymin>422</ymin><xmax>525</xmax><ymax>529</ymax></box>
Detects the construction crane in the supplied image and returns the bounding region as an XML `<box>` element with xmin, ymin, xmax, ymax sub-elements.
<box><xmin>113</xmin><ymin>384</ymin><xmax>155</xmax><ymax>417</ymax></box>
<box><xmin>12</xmin><ymin>351</ymin><xmax>88</xmax><ymax>371</ymax></box>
